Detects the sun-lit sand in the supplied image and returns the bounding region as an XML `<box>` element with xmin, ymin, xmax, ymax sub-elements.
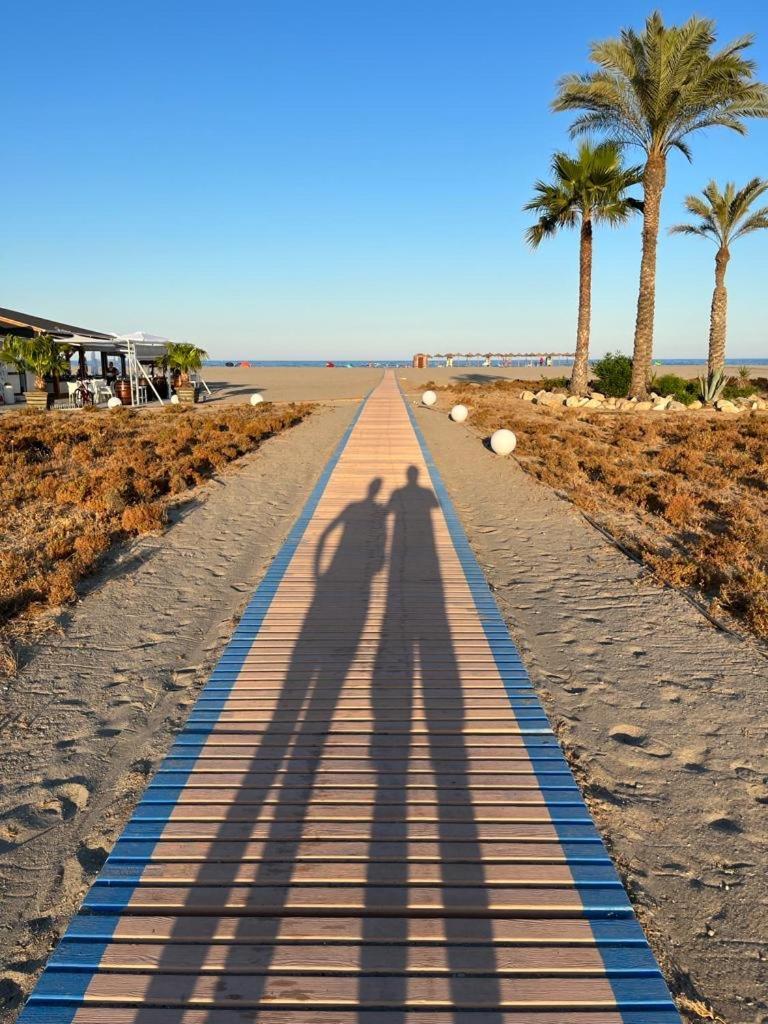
<box><xmin>201</xmin><ymin>363</ymin><xmax>768</xmax><ymax>407</ymax></box>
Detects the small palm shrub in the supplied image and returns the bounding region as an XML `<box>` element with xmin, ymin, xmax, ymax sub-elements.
<box><xmin>592</xmin><ymin>352</ymin><xmax>632</xmax><ymax>397</ymax></box>
<box><xmin>166</xmin><ymin>342</ymin><xmax>208</xmax><ymax>385</ymax></box>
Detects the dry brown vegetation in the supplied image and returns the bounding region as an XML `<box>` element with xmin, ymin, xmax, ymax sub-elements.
<box><xmin>440</xmin><ymin>380</ymin><xmax>768</xmax><ymax>644</ymax></box>
<box><xmin>0</xmin><ymin>403</ymin><xmax>311</xmax><ymax>657</ymax></box>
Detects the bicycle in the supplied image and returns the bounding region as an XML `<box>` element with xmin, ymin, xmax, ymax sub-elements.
<box><xmin>71</xmin><ymin>379</ymin><xmax>94</xmax><ymax>408</ymax></box>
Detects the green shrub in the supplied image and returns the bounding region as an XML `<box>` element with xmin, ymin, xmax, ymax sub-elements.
<box><xmin>722</xmin><ymin>378</ymin><xmax>755</xmax><ymax>400</ymax></box>
<box><xmin>655</xmin><ymin>374</ymin><xmax>698</xmax><ymax>406</ymax></box>
<box><xmin>542</xmin><ymin>375</ymin><xmax>570</xmax><ymax>390</ymax></box>
<box><xmin>592</xmin><ymin>351</ymin><xmax>632</xmax><ymax>397</ymax></box>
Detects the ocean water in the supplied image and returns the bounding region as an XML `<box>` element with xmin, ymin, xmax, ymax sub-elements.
<box><xmin>204</xmin><ymin>358</ymin><xmax>768</xmax><ymax>368</ymax></box>
<box><xmin>204</xmin><ymin>360</ymin><xmax>410</xmax><ymax>367</ymax></box>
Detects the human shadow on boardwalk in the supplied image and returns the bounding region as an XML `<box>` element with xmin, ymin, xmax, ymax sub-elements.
<box><xmin>135</xmin><ymin>479</ymin><xmax>387</xmax><ymax>1015</ymax></box>
<box><xmin>135</xmin><ymin>468</ymin><xmax>500</xmax><ymax>1020</ymax></box>
<box><xmin>360</xmin><ymin>466</ymin><xmax>502</xmax><ymax>1021</ymax></box>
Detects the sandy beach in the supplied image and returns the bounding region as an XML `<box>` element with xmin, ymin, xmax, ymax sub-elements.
<box><xmin>1</xmin><ymin>366</ymin><xmax>766</xmax><ymax>1024</ymax></box>
<box><xmin>202</xmin><ymin>365</ymin><xmax>384</xmax><ymax>404</ymax></box>
<box><xmin>199</xmin><ymin>362</ymin><xmax>768</xmax><ymax>407</ymax></box>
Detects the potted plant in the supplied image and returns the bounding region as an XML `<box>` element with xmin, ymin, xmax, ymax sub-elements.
<box><xmin>0</xmin><ymin>333</ymin><xmax>69</xmax><ymax>409</ymax></box>
<box><xmin>0</xmin><ymin>335</ymin><xmax>27</xmax><ymax>399</ymax></box>
<box><xmin>165</xmin><ymin>342</ymin><xmax>208</xmax><ymax>404</ymax></box>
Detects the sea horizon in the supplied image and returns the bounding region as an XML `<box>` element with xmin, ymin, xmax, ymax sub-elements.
<box><xmin>204</xmin><ymin>357</ymin><xmax>768</xmax><ymax>367</ymax></box>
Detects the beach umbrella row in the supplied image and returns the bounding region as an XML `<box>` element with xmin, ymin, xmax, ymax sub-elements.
<box><xmin>426</xmin><ymin>351</ymin><xmax>575</xmax><ymax>359</ymax></box>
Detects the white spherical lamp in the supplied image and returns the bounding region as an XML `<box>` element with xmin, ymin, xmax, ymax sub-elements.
<box><xmin>490</xmin><ymin>428</ymin><xmax>517</xmax><ymax>455</ymax></box>
<box><xmin>450</xmin><ymin>404</ymin><xmax>468</xmax><ymax>423</ymax></box>
<box><xmin>170</xmin><ymin>394</ymin><xmax>180</xmax><ymax>405</ymax></box>
<box><xmin>107</xmin><ymin>396</ymin><xmax>122</xmax><ymax>410</ymax></box>
<box><xmin>422</xmin><ymin>390</ymin><xmax>437</xmax><ymax>407</ymax></box>
<box><xmin>250</xmin><ymin>392</ymin><xmax>264</xmax><ymax>406</ymax></box>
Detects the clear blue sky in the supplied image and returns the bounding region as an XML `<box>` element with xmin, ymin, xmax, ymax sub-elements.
<box><xmin>4</xmin><ymin>0</ymin><xmax>768</xmax><ymax>359</ymax></box>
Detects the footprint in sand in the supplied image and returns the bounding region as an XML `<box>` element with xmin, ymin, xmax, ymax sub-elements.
<box><xmin>609</xmin><ymin>724</ymin><xmax>647</xmax><ymax>745</ymax></box>
<box><xmin>608</xmin><ymin>724</ymin><xmax>670</xmax><ymax>759</ymax></box>
<box><xmin>0</xmin><ymin>779</ymin><xmax>90</xmax><ymax>851</ymax></box>
<box><xmin>677</xmin><ymin>744</ymin><xmax>710</xmax><ymax>771</ymax></box>
<box><xmin>50</xmin><ymin>781</ymin><xmax>91</xmax><ymax>816</ymax></box>
<box><xmin>705</xmin><ymin>810</ymin><xmax>742</xmax><ymax>833</ymax></box>
<box><xmin>746</xmin><ymin>782</ymin><xmax>768</xmax><ymax>804</ymax></box>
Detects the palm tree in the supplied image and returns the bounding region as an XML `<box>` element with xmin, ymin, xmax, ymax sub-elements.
<box><xmin>0</xmin><ymin>334</ymin><xmax>69</xmax><ymax>393</ymax></box>
<box><xmin>670</xmin><ymin>178</ymin><xmax>768</xmax><ymax>378</ymax></box>
<box><xmin>0</xmin><ymin>335</ymin><xmax>29</xmax><ymax>377</ymax></box>
<box><xmin>554</xmin><ymin>12</ymin><xmax>768</xmax><ymax>396</ymax></box>
<box><xmin>165</xmin><ymin>342</ymin><xmax>208</xmax><ymax>385</ymax></box>
<box><xmin>525</xmin><ymin>141</ymin><xmax>643</xmax><ymax>395</ymax></box>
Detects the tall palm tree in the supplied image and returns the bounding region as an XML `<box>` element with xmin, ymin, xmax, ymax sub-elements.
<box><xmin>525</xmin><ymin>141</ymin><xmax>642</xmax><ymax>395</ymax></box>
<box><xmin>670</xmin><ymin>178</ymin><xmax>768</xmax><ymax>378</ymax></box>
<box><xmin>554</xmin><ymin>12</ymin><xmax>768</xmax><ymax>396</ymax></box>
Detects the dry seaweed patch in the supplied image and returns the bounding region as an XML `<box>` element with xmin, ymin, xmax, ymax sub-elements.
<box><xmin>0</xmin><ymin>403</ymin><xmax>312</xmax><ymax>652</ymax></box>
<box><xmin>441</xmin><ymin>382</ymin><xmax>768</xmax><ymax>644</ymax></box>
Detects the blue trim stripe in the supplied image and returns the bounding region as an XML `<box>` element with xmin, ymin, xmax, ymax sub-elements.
<box><xmin>19</xmin><ymin>1011</ymin><xmax>684</xmax><ymax>1024</ymax></box>
<box><xmin>400</xmin><ymin>387</ymin><xmax>681</xmax><ymax>1020</ymax></box>
<box><xmin>18</xmin><ymin>394</ymin><xmax>371</xmax><ymax>1024</ymax></box>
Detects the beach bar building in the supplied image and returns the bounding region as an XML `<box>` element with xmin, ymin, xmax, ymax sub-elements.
<box><xmin>0</xmin><ymin>307</ymin><xmax>174</xmax><ymax>407</ymax></box>
<box><xmin>0</xmin><ymin>306</ymin><xmax>115</xmax><ymax>402</ymax></box>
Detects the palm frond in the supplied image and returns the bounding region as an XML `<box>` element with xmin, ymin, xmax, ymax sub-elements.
<box><xmin>671</xmin><ymin>177</ymin><xmax>768</xmax><ymax>246</ymax></box>
<box><xmin>554</xmin><ymin>12</ymin><xmax>768</xmax><ymax>159</ymax></box>
<box><xmin>668</xmin><ymin>223</ymin><xmax>715</xmax><ymax>239</ymax></box>
<box><xmin>732</xmin><ymin>207</ymin><xmax>768</xmax><ymax>240</ymax></box>
<box><xmin>524</xmin><ymin>140</ymin><xmax>642</xmax><ymax>243</ymax></box>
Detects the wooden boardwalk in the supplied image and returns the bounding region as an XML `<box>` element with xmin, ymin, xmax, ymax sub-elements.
<box><xmin>20</xmin><ymin>371</ymin><xmax>681</xmax><ymax>1023</ymax></box>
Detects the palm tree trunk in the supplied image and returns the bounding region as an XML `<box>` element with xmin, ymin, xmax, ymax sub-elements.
<box><xmin>570</xmin><ymin>215</ymin><xmax>593</xmax><ymax>395</ymax></box>
<box><xmin>629</xmin><ymin>153</ymin><xmax>667</xmax><ymax>397</ymax></box>
<box><xmin>707</xmin><ymin>247</ymin><xmax>730</xmax><ymax>378</ymax></box>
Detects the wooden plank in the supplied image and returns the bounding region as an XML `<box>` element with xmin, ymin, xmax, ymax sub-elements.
<box><xmin>122</xmin><ymin>822</ymin><xmax>601</xmax><ymax>841</ymax></box>
<box><xmin>108</xmin><ymin>839</ymin><xmax>608</xmax><ymax>864</ymax></box>
<box><xmin>32</xmin><ymin>972</ymin><xmax>669</xmax><ymax>1009</ymax></box>
<box><xmin>146</xmin><ymin>786</ymin><xmax>577</xmax><ymax>804</ymax></box>
<box><xmin>99</xmin><ymin>862</ymin><xmax>619</xmax><ymax>886</ymax></box>
<box><xmin>63</xmin><ymin>914</ymin><xmax>647</xmax><ymax>945</ymax></box>
<box><xmin>85</xmin><ymin>883</ymin><xmax>628</xmax><ymax>915</ymax></box>
<box><xmin>53</xmin><ymin>941</ymin><xmax>659</xmax><ymax>975</ymax></box>
<box><xmin>152</xmin><ymin>771</ymin><xmax>575</xmax><ymax>786</ymax></box>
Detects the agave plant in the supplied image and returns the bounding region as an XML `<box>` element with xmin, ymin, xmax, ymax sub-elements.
<box><xmin>698</xmin><ymin>367</ymin><xmax>727</xmax><ymax>404</ymax></box>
